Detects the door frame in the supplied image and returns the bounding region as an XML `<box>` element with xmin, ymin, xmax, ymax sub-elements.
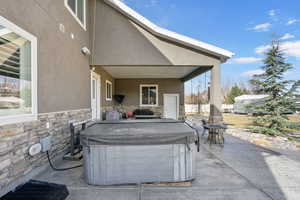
<box><xmin>91</xmin><ymin>71</ymin><xmax>101</xmax><ymax>120</ymax></box>
<box><xmin>163</xmin><ymin>93</ymin><xmax>180</xmax><ymax>120</ymax></box>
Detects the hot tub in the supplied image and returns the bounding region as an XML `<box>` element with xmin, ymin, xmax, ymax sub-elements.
<box><xmin>81</xmin><ymin>120</ymin><xmax>197</xmax><ymax>185</ymax></box>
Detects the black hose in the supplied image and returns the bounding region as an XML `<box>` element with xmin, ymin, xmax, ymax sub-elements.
<box><xmin>46</xmin><ymin>151</ymin><xmax>83</xmax><ymax>171</ymax></box>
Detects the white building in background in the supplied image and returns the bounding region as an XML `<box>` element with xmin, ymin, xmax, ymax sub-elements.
<box><xmin>185</xmin><ymin>104</ymin><xmax>233</xmax><ymax>114</ymax></box>
<box><xmin>233</xmin><ymin>95</ymin><xmax>269</xmax><ymax>114</ymax></box>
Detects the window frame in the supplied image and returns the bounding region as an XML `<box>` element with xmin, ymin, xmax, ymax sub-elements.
<box><xmin>106</xmin><ymin>80</ymin><xmax>112</xmax><ymax>101</ymax></box>
<box><xmin>140</xmin><ymin>84</ymin><xmax>159</xmax><ymax>107</ymax></box>
<box><xmin>0</xmin><ymin>16</ymin><xmax>38</xmax><ymax>125</ymax></box>
<box><xmin>64</xmin><ymin>0</ymin><xmax>86</xmax><ymax>30</ymax></box>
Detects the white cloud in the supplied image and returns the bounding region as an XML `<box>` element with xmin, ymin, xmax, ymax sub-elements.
<box><xmin>255</xmin><ymin>40</ymin><xmax>300</xmax><ymax>59</ymax></box>
<box><xmin>282</xmin><ymin>40</ymin><xmax>300</xmax><ymax>58</ymax></box>
<box><xmin>228</xmin><ymin>57</ymin><xmax>262</xmax><ymax>64</ymax></box>
<box><xmin>242</xmin><ymin>69</ymin><xmax>264</xmax><ymax>77</ymax></box>
<box><xmin>280</xmin><ymin>33</ymin><xmax>295</xmax><ymax>40</ymax></box>
<box><xmin>251</xmin><ymin>23</ymin><xmax>271</xmax><ymax>32</ymax></box>
<box><xmin>286</xmin><ymin>19</ymin><xmax>299</xmax><ymax>25</ymax></box>
<box><xmin>268</xmin><ymin>9</ymin><xmax>276</xmax><ymax>17</ymax></box>
<box><xmin>255</xmin><ymin>45</ymin><xmax>271</xmax><ymax>54</ymax></box>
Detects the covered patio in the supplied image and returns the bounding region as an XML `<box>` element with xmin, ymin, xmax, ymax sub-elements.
<box><xmin>90</xmin><ymin>0</ymin><xmax>234</xmax><ymax>123</ymax></box>
<box><xmin>35</xmin><ymin>133</ymin><xmax>300</xmax><ymax>200</ymax></box>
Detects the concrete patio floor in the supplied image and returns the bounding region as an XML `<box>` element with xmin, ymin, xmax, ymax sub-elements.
<box><xmin>36</xmin><ymin>134</ymin><xmax>300</xmax><ymax>200</ymax></box>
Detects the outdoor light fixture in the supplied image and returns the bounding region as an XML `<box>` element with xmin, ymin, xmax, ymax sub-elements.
<box><xmin>81</xmin><ymin>47</ymin><xmax>91</xmax><ymax>55</ymax></box>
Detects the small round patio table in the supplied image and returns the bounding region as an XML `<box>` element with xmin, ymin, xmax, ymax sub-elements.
<box><xmin>203</xmin><ymin>124</ymin><xmax>227</xmax><ymax>145</ymax></box>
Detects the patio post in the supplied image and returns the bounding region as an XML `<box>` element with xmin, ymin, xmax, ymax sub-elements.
<box><xmin>209</xmin><ymin>63</ymin><xmax>223</xmax><ymax>124</ymax></box>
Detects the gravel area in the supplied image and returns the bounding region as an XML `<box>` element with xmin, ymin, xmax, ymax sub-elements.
<box><xmin>226</xmin><ymin>127</ymin><xmax>300</xmax><ymax>151</ymax></box>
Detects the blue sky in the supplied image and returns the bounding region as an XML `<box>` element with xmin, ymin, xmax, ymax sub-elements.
<box><xmin>122</xmin><ymin>0</ymin><xmax>300</xmax><ymax>93</ymax></box>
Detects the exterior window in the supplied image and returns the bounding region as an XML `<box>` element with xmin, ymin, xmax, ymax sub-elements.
<box><xmin>106</xmin><ymin>80</ymin><xmax>112</xmax><ymax>101</ymax></box>
<box><xmin>65</xmin><ymin>0</ymin><xmax>86</xmax><ymax>29</ymax></box>
<box><xmin>140</xmin><ymin>85</ymin><xmax>158</xmax><ymax>106</ymax></box>
<box><xmin>0</xmin><ymin>16</ymin><xmax>37</xmax><ymax>125</ymax></box>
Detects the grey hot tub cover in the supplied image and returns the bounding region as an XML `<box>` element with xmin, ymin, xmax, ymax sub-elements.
<box><xmin>81</xmin><ymin>120</ymin><xmax>197</xmax><ymax>145</ymax></box>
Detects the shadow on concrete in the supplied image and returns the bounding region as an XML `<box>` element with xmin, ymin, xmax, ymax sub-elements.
<box><xmin>202</xmin><ymin>133</ymin><xmax>300</xmax><ymax>200</ymax></box>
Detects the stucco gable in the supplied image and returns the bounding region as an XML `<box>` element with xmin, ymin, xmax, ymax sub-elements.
<box><xmin>92</xmin><ymin>0</ymin><xmax>172</xmax><ymax>66</ymax></box>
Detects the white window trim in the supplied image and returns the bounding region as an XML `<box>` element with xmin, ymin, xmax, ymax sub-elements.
<box><xmin>64</xmin><ymin>0</ymin><xmax>86</xmax><ymax>30</ymax></box>
<box><xmin>0</xmin><ymin>16</ymin><xmax>38</xmax><ymax>126</ymax></box>
<box><xmin>140</xmin><ymin>84</ymin><xmax>158</xmax><ymax>107</ymax></box>
<box><xmin>91</xmin><ymin>71</ymin><xmax>101</xmax><ymax>120</ymax></box>
<box><xmin>106</xmin><ymin>80</ymin><xmax>112</xmax><ymax>101</ymax></box>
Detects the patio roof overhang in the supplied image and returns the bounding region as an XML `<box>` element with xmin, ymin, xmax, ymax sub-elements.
<box><xmin>101</xmin><ymin>65</ymin><xmax>212</xmax><ymax>81</ymax></box>
<box><xmin>91</xmin><ymin>0</ymin><xmax>234</xmax><ymax>82</ymax></box>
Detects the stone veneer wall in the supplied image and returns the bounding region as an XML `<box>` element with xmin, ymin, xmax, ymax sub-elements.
<box><xmin>0</xmin><ymin>109</ymin><xmax>91</xmax><ymax>195</ymax></box>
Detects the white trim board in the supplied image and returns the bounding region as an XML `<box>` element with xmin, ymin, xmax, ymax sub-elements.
<box><xmin>91</xmin><ymin>71</ymin><xmax>101</xmax><ymax>120</ymax></box>
<box><xmin>140</xmin><ymin>84</ymin><xmax>159</xmax><ymax>107</ymax></box>
<box><xmin>105</xmin><ymin>80</ymin><xmax>112</xmax><ymax>101</ymax></box>
<box><xmin>104</xmin><ymin>0</ymin><xmax>234</xmax><ymax>60</ymax></box>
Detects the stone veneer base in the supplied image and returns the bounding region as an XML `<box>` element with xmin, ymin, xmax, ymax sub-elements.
<box><xmin>0</xmin><ymin>109</ymin><xmax>91</xmax><ymax>197</ymax></box>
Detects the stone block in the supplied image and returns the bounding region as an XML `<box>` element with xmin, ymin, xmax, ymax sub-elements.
<box><xmin>252</xmin><ymin>139</ymin><xmax>270</xmax><ymax>147</ymax></box>
<box><xmin>10</xmin><ymin>160</ymin><xmax>28</xmax><ymax>177</ymax></box>
<box><xmin>0</xmin><ymin>170</ymin><xmax>9</xmax><ymax>187</ymax></box>
<box><xmin>0</xmin><ymin>140</ymin><xmax>13</xmax><ymax>156</ymax></box>
<box><xmin>12</xmin><ymin>132</ymin><xmax>29</xmax><ymax>146</ymax></box>
<box><xmin>0</xmin><ymin>127</ymin><xmax>24</xmax><ymax>136</ymax></box>
<box><xmin>0</xmin><ymin>158</ymin><xmax>11</xmax><ymax>171</ymax></box>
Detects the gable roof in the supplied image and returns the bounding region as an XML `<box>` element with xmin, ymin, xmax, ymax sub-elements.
<box><xmin>103</xmin><ymin>0</ymin><xmax>234</xmax><ymax>61</ymax></box>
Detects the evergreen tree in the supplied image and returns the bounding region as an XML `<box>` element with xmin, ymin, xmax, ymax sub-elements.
<box><xmin>250</xmin><ymin>40</ymin><xmax>300</xmax><ymax>136</ymax></box>
<box><xmin>224</xmin><ymin>85</ymin><xmax>249</xmax><ymax>104</ymax></box>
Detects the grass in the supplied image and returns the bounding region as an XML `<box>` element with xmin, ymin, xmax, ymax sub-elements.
<box><xmin>288</xmin><ymin>115</ymin><xmax>300</xmax><ymax>123</ymax></box>
<box><xmin>223</xmin><ymin>113</ymin><xmax>253</xmax><ymax>128</ymax></box>
<box><xmin>223</xmin><ymin>113</ymin><xmax>300</xmax><ymax>133</ymax></box>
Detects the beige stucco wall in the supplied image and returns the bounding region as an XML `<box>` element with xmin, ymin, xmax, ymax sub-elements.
<box><xmin>92</xmin><ymin>0</ymin><xmax>171</xmax><ymax>66</ymax></box>
<box><xmin>0</xmin><ymin>0</ymin><xmax>93</xmax><ymax>113</ymax></box>
<box><xmin>115</xmin><ymin>78</ymin><xmax>184</xmax><ymax>117</ymax></box>
<box><xmin>115</xmin><ymin>79</ymin><xmax>184</xmax><ymax>106</ymax></box>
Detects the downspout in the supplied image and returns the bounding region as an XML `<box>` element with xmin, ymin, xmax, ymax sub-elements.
<box><xmin>91</xmin><ymin>0</ymin><xmax>97</xmax><ymax>64</ymax></box>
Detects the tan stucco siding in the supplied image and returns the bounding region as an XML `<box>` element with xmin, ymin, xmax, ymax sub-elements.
<box><xmin>92</xmin><ymin>66</ymin><xmax>115</xmax><ymax>108</ymax></box>
<box><xmin>0</xmin><ymin>0</ymin><xmax>93</xmax><ymax>113</ymax></box>
<box><xmin>115</xmin><ymin>79</ymin><xmax>184</xmax><ymax>106</ymax></box>
<box><xmin>92</xmin><ymin>0</ymin><xmax>172</xmax><ymax>66</ymax></box>
<box><xmin>133</xmin><ymin>23</ymin><xmax>222</xmax><ymax>66</ymax></box>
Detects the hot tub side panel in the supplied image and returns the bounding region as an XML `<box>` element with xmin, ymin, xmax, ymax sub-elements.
<box><xmin>83</xmin><ymin>144</ymin><xmax>196</xmax><ymax>185</ymax></box>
